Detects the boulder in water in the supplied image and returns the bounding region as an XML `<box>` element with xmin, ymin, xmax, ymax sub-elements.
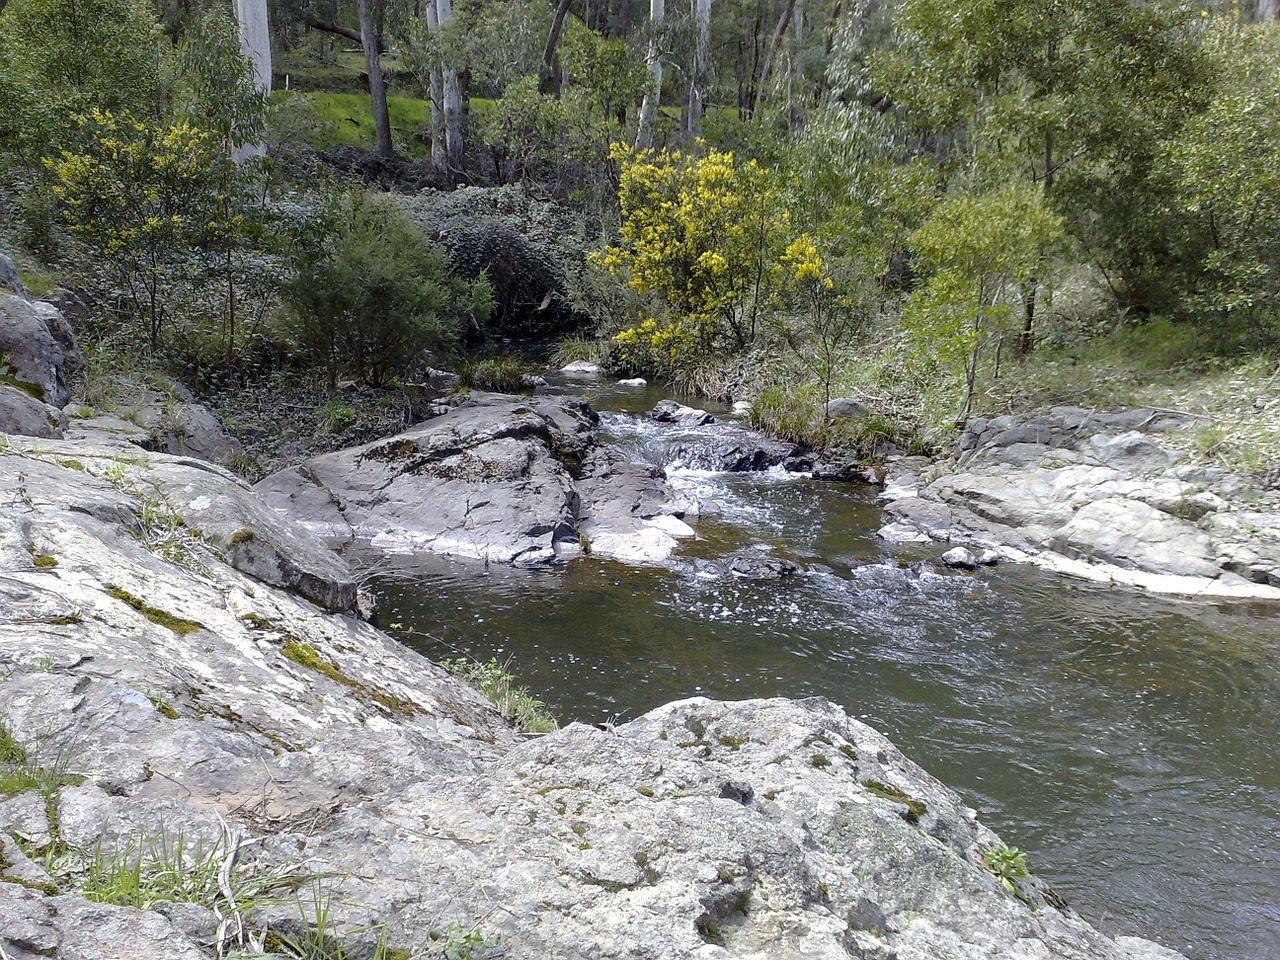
<box><xmin>560</xmin><ymin>360</ymin><xmax>602</xmax><ymax>377</ymax></box>
<box><xmin>650</xmin><ymin>399</ymin><xmax>716</xmax><ymax>426</ymax></box>
<box><xmin>618</xmin><ymin>377</ymin><xmax>647</xmax><ymax>387</ymax></box>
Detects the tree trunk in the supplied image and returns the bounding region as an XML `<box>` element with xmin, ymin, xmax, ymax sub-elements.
<box><xmin>1258</xmin><ymin>0</ymin><xmax>1279</xmax><ymax>20</ymax></box>
<box><xmin>233</xmin><ymin>0</ymin><xmax>272</xmax><ymax>160</ymax></box>
<box><xmin>753</xmin><ymin>0</ymin><xmax>797</xmax><ymax>118</ymax></box>
<box><xmin>424</xmin><ymin>0</ymin><xmax>445</xmax><ymax>170</ymax></box>
<box><xmin>436</xmin><ymin>0</ymin><xmax>463</xmax><ymax>171</ymax></box>
<box><xmin>685</xmin><ymin>0</ymin><xmax>713</xmax><ymax>138</ymax></box>
<box><xmin>635</xmin><ymin>0</ymin><xmax>666</xmax><ymax>149</ymax></box>
<box><xmin>541</xmin><ymin>0</ymin><xmax>573</xmax><ymax>95</ymax></box>
<box><xmin>612</xmin><ymin>0</ymin><xmax>631</xmax><ymax>37</ymax></box>
<box><xmin>787</xmin><ymin>0</ymin><xmax>804</xmax><ymax>134</ymax></box>
<box><xmin>356</xmin><ymin>0</ymin><xmax>393</xmax><ymax>157</ymax></box>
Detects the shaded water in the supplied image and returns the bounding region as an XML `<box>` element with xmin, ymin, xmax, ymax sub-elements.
<box><xmin>373</xmin><ymin>381</ymin><xmax>1280</xmax><ymax>960</ymax></box>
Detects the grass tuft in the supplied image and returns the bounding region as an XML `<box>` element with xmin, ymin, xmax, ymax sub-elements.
<box><xmin>440</xmin><ymin>657</ymin><xmax>557</xmax><ymax>733</ymax></box>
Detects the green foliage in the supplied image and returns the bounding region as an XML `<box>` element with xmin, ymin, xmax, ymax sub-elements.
<box><xmin>1161</xmin><ymin>18</ymin><xmax>1280</xmax><ymax>339</ymax></box>
<box><xmin>457</xmin><ymin>355</ymin><xmax>533</xmax><ymax>393</ymax></box>
<box><xmin>45</xmin><ymin>110</ymin><xmax>222</xmax><ymax>350</ymax></box>
<box><xmin>440</xmin><ymin>657</ymin><xmax>557</xmax><ymax>733</ymax></box>
<box><xmin>980</xmin><ymin>844</ymin><xmax>1030</xmax><ymax>895</ymax></box>
<box><xmin>865</xmin><ymin>0</ymin><xmax>1211</xmax><ymax>317</ymax></box>
<box><xmin>398</xmin><ymin>186</ymin><xmax>590</xmax><ymax>340</ymax></box>
<box><xmin>0</xmin><ymin>0</ymin><xmax>163</xmax><ymax>163</ymax></box>
<box><xmin>287</xmin><ymin>189</ymin><xmax>491</xmax><ymax>386</ymax></box>
<box><xmin>428</xmin><ymin>921</ymin><xmax>500</xmax><ymax>960</ymax></box>
<box><xmin>906</xmin><ymin>183</ymin><xmax>1065</xmax><ymax>418</ymax></box>
<box><xmin>174</xmin><ymin>10</ymin><xmax>269</xmax><ymax>151</ymax></box>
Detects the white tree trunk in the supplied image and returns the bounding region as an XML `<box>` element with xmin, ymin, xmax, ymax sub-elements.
<box><xmin>233</xmin><ymin>0</ymin><xmax>271</xmax><ymax>160</ymax></box>
<box><xmin>1260</xmin><ymin>0</ymin><xmax>1280</xmax><ymax>20</ymax></box>
<box><xmin>435</xmin><ymin>0</ymin><xmax>463</xmax><ymax>170</ymax></box>
<box><xmin>686</xmin><ymin>0</ymin><xmax>712</xmax><ymax>138</ymax></box>
<box><xmin>424</xmin><ymin>0</ymin><xmax>445</xmax><ymax>170</ymax></box>
<box><xmin>635</xmin><ymin>0</ymin><xmax>665</xmax><ymax>149</ymax></box>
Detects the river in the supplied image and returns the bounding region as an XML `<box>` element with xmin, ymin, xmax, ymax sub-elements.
<box><xmin>372</xmin><ymin>378</ymin><xmax>1280</xmax><ymax>960</ymax></box>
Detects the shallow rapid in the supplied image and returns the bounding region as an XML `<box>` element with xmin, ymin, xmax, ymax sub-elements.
<box><xmin>374</xmin><ymin>380</ymin><xmax>1280</xmax><ymax>960</ymax></box>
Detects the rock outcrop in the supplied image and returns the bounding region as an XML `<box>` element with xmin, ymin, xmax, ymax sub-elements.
<box><xmin>0</xmin><ymin>292</ymin><xmax>76</xmax><ymax>438</ymax></box>
<box><xmin>0</xmin><ymin>425</ymin><xmax>1181</xmax><ymax>960</ymax></box>
<box><xmin>258</xmin><ymin>393</ymin><xmax>697</xmax><ymax>566</ymax></box>
<box><xmin>879</xmin><ymin>406</ymin><xmax>1280</xmax><ymax>598</ymax></box>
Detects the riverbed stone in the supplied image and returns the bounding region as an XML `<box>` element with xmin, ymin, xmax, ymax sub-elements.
<box><xmin>560</xmin><ymin>360</ymin><xmax>602</xmax><ymax>377</ymax></box>
<box><xmin>940</xmin><ymin>546</ymin><xmax>978</xmax><ymax>569</ymax></box>
<box><xmin>258</xmin><ymin>393</ymin><xmax>697</xmax><ymax>567</ymax></box>
<box><xmin>652</xmin><ymin>398</ymin><xmax>717</xmax><ymax>426</ymax></box>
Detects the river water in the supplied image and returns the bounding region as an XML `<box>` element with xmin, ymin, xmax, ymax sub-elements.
<box><xmin>373</xmin><ymin>379</ymin><xmax>1280</xmax><ymax>960</ymax></box>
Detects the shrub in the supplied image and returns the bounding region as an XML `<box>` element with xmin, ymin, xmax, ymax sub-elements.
<box><xmin>287</xmin><ymin>189</ymin><xmax>492</xmax><ymax>386</ymax></box>
<box><xmin>457</xmin><ymin>355</ymin><xmax>533</xmax><ymax>393</ymax></box>
<box><xmin>397</xmin><ymin>186</ymin><xmax>593</xmax><ymax>341</ymax></box>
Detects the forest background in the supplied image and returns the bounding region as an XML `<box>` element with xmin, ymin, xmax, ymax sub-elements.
<box><xmin>2</xmin><ymin>0</ymin><xmax>1280</xmax><ymax>480</ymax></box>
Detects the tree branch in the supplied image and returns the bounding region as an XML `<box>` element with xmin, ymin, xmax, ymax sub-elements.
<box><xmin>304</xmin><ymin>18</ymin><xmax>362</xmax><ymax>45</ymax></box>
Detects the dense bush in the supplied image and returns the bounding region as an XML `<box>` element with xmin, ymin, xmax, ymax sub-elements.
<box><xmin>287</xmin><ymin>190</ymin><xmax>492</xmax><ymax>386</ymax></box>
<box><xmin>397</xmin><ymin>186</ymin><xmax>594</xmax><ymax>341</ymax></box>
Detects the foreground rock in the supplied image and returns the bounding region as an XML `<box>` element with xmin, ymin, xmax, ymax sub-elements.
<box><xmin>879</xmin><ymin>406</ymin><xmax>1280</xmax><ymax>599</ymax></box>
<box><xmin>258</xmin><ymin>393</ymin><xmax>697</xmax><ymax>566</ymax></box>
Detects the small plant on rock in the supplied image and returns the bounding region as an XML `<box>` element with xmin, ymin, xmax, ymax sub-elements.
<box><xmin>980</xmin><ymin>843</ymin><xmax>1030</xmax><ymax>895</ymax></box>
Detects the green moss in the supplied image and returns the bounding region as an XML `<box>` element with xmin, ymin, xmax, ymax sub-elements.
<box><xmin>282</xmin><ymin>640</ymin><xmax>360</xmax><ymax>688</ymax></box>
<box><xmin>240</xmin><ymin>612</ymin><xmax>274</xmax><ymax>630</ymax></box>
<box><xmin>715</xmin><ymin>733</ymin><xmax>748</xmax><ymax>750</ymax></box>
<box><xmin>810</xmin><ymin>753</ymin><xmax>832</xmax><ymax>769</ymax></box>
<box><xmin>838</xmin><ymin>744</ymin><xmax>859</xmax><ymax>763</ymax></box>
<box><xmin>48</xmin><ymin>614</ymin><xmax>82</xmax><ymax>626</ymax></box>
<box><xmin>370</xmin><ymin>689</ymin><xmax>426</xmax><ymax>717</ymax></box>
<box><xmin>146</xmin><ymin>692</ymin><xmax>179</xmax><ymax>720</ymax></box>
<box><xmin>1</xmin><ymin>875</ymin><xmax>59</xmax><ymax>896</ymax></box>
<box><xmin>365</xmin><ymin>439</ymin><xmax>420</xmax><ymax>461</ymax></box>
<box><xmin>31</xmin><ymin>554</ymin><xmax>57</xmax><ymax>568</ymax></box>
<box><xmin>228</xmin><ymin>529</ymin><xmax>256</xmax><ymax>546</ymax></box>
<box><xmin>105</xmin><ymin>586</ymin><xmax>203</xmax><ymax>635</ymax></box>
<box><xmin>634</xmin><ymin>785</ymin><xmax>655</xmax><ymax>798</ymax></box>
<box><xmin>0</xmin><ymin>371</ymin><xmax>44</xmax><ymax>402</ymax></box>
<box><xmin>864</xmin><ymin>780</ymin><xmax>928</xmax><ymax>824</ymax></box>
<box><xmin>53</xmin><ymin>457</ymin><xmax>86</xmax><ymax>472</ymax></box>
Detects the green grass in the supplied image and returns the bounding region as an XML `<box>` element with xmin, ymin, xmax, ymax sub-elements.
<box><xmin>440</xmin><ymin>657</ymin><xmax>557</xmax><ymax>733</ymax></box>
<box><xmin>457</xmin><ymin>355</ymin><xmax>534</xmax><ymax>394</ymax></box>
<box><xmin>0</xmin><ymin>721</ymin><xmax>83</xmax><ymax>798</ymax></box>
<box><xmin>273</xmin><ymin>91</ymin><xmax>434</xmax><ymax>156</ymax></box>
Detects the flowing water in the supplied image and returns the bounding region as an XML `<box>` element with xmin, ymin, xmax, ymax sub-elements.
<box><xmin>372</xmin><ymin>379</ymin><xmax>1280</xmax><ymax>960</ymax></box>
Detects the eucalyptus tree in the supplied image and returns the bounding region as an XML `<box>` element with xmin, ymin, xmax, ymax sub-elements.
<box><xmin>866</xmin><ymin>0</ymin><xmax>1211</xmax><ymax>323</ymax></box>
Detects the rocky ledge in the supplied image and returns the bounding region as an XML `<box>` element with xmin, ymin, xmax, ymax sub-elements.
<box><xmin>0</xmin><ymin>430</ymin><xmax>1179</xmax><ymax>960</ymax></box>
<box><xmin>256</xmin><ymin>392</ymin><xmax>699</xmax><ymax>566</ymax></box>
<box><xmin>879</xmin><ymin>406</ymin><xmax>1280</xmax><ymax>599</ymax></box>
